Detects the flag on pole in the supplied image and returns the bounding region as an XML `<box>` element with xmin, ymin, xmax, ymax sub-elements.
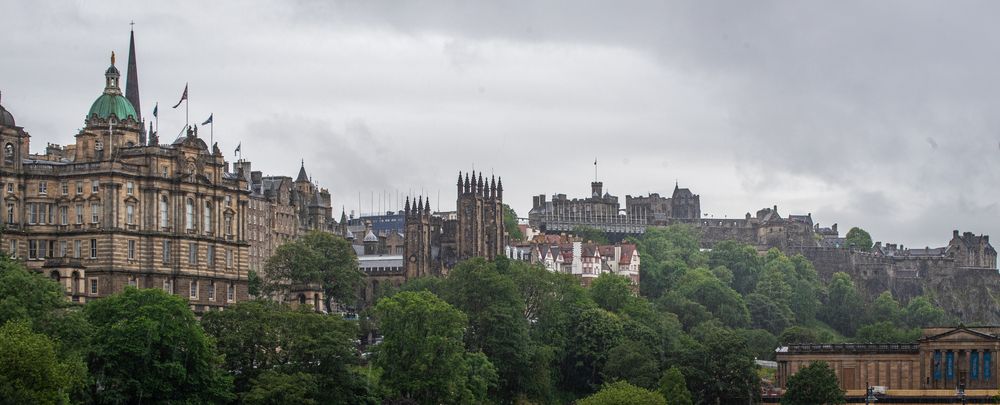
<box><xmin>201</xmin><ymin>114</ymin><xmax>213</xmax><ymax>125</ymax></box>
<box><xmin>172</xmin><ymin>84</ymin><xmax>188</xmax><ymax>108</ymax></box>
<box><xmin>152</xmin><ymin>102</ymin><xmax>158</xmax><ymax>118</ymax></box>
<box><xmin>594</xmin><ymin>158</ymin><xmax>597</xmax><ymax>165</ymax></box>
<box><xmin>234</xmin><ymin>143</ymin><xmax>241</xmax><ymax>156</ymax></box>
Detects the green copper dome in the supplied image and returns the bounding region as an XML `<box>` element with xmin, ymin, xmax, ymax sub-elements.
<box><xmin>88</xmin><ymin>93</ymin><xmax>137</xmax><ymax>121</ymax></box>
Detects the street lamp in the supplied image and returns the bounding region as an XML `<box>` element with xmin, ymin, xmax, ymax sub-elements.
<box><xmin>865</xmin><ymin>383</ymin><xmax>877</xmax><ymax>405</ymax></box>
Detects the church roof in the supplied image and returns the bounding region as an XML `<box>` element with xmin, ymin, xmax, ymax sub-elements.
<box><xmin>296</xmin><ymin>161</ymin><xmax>309</xmax><ymax>182</ymax></box>
<box><xmin>88</xmin><ymin>93</ymin><xmax>137</xmax><ymax>121</ymax></box>
<box><xmin>0</xmin><ymin>96</ymin><xmax>14</xmax><ymax>127</ymax></box>
<box><xmin>363</xmin><ymin>230</ymin><xmax>378</xmax><ymax>242</ymax></box>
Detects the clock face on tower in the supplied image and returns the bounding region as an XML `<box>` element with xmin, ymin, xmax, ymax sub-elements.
<box><xmin>409</xmin><ymin>255</ymin><xmax>417</xmax><ymax>263</ymax></box>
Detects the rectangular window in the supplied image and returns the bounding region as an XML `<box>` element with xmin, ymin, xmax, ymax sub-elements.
<box><xmin>6</xmin><ymin>204</ymin><xmax>13</xmax><ymax>223</ymax></box>
<box><xmin>75</xmin><ymin>204</ymin><xmax>83</xmax><ymax>224</ymax></box>
<box><xmin>128</xmin><ymin>240</ymin><xmax>136</xmax><ymax>260</ymax></box>
<box><xmin>59</xmin><ymin>206</ymin><xmax>68</xmax><ymax>225</ymax></box>
<box><xmin>126</xmin><ymin>204</ymin><xmax>135</xmax><ymax>225</ymax></box>
<box><xmin>162</xmin><ymin>166</ymin><xmax>168</xmax><ymax>177</ymax></box>
<box><xmin>89</xmin><ymin>278</ymin><xmax>98</xmax><ymax>295</ymax></box>
<box><xmin>61</xmin><ymin>182</ymin><xmax>68</xmax><ymax>195</ymax></box>
<box><xmin>89</xmin><ymin>239</ymin><xmax>97</xmax><ymax>259</ymax></box>
<box><xmin>163</xmin><ymin>279</ymin><xmax>173</xmax><ymax>294</ymax></box>
<box><xmin>225</xmin><ymin>249</ymin><xmax>233</xmax><ymax>268</ymax></box>
<box><xmin>8</xmin><ymin>240</ymin><xmax>16</xmax><ymax>258</ymax></box>
<box><xmin>28</xmin><ymin>240</ymin><xmax>37</xmax><ymax>259</ymax></box>
<box><xmin>188</xmin><ymin>243</ymin><xmax>197</xmax><ymax>265</ymax></box>
<box><xmin>190</xmin><ymin>280</ymin><xmax>198</xmax><ymax>299</ymax></box>
<box><xmin>227</xmin><ymin>284</ymin><xmax>235</xmax><ymax>302</ymax></box>
<box><xmin>162</xmin><ymin>241</ymin><xmax>171</xmax><ymax>263</ymax></box>
<box><xmin>28</xmin><ymin>203</ymin><xmax>37</xmax><ymax>224</ymax></box>
<box><xmin>38</xmin><ymin>181</ymin><xmax>47</xmax><ymax>195</ymax></box>
<box><xmin>208</xmin><ymin>282</ymin><xmax>215</xmax><ymax>301</ymax></box>
<box><xmin>91</xmin><ymin>203</ymin><xmax>100</xmax><ymax>224</ymax></box>
<box><xmin>128</xmin><ymin>277</ymin><xmax>138</xmax><ymax>288</ymax></box>
<box><xmin>207</xmin><ymin>245</ymin><xmax>215</xmax><ymax>265</ymax></box>
<box><xmin>59</xmin><ymin>240</ymin><xmax>67</xmax><ymax>257</ymax></box>
<box><xmin>91</xmin><ymin>180</ymin><xmax>99</xmax><ymax>194</ymax></box>
<box><xmin>126</xmin><ymin>181</ymin><xmax>134</xmax><ymax>195</ymax></box>
<box><xmin>73</xmin><ymin>240</ymin><xmax>81</xmax><ymax>258</ymax></box>
<box><xmin>6</xmin><ymin>183</ymin><xmax>12</xmax><ymax>193</ymax></box>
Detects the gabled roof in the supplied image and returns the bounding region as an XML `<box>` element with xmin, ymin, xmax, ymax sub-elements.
<box><xmin>919</xmin><ymin>327</ymin><xmax>1000</xmax><ymax>342</ymax></box>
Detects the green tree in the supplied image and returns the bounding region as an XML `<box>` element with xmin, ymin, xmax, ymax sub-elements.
<box><xmin>374</xmin><ymin>291</ymin><xmax>497</xmax><ymax>404</ymax></box>
<box><xmin>264</xmin><ymin>232</ymin><xmax>361</xmax><ymax>310</ymax></box>
<box><xmin>85</xmin><ymin>288</ymin><xmax>234</xmax><ymax>404</ymax></box>
<box><xmin>300</xmin><ymin>231</ymin><xmax>362</xmax><ymax>308</ymax></box>
<box><xmin>440</xmin><ymin>258</ymin><xmax>530</xmax><ymax>401</ymax></box>
<box><xmin>674</xmin><ymin>268</ymin><xmax>750</xmax><ymax>328</ymax></box>
<box><xmin>0</xmin><ymin>256</ymin><xmax>66</xmax><ymax>326</ymax></box>
<box><xmin>781</xmin><ymin>361</ymin><xmax>845</xmax><ymax>405</ymax></box>
<box><xmin>709</xmin><ymin>240</ymin><xmax>763</xmax><ymax>294</ymax></box>
<box><xmin>243</xmin><ymin>371</ymin><xmax>318</xmax><ymax>405</ymax></box>
<box><xmin>572</xmin><ymin>225</ymin><xmax>610</xmax><ymax>244</ymax></box>
<box><xmin>0</xmin><ymin>320</ymin><xmax>86</xmax><ymax>405</ymax></box>
<box><xmin>565</xmin><ymin>307</ymin><xmax>625</xmax><ymax>391</ymax></box>
<box><xmin>779</xmin><ymin>326</ymin><xmax>821</xmax><ymax>345</ymax></box>
<box><xmin>678</xmin><ymin>323</ymin><xmax>759</xmax><ymax>404</ymax></box>
<box><xmin>202</xmin><ymin>300</ymin><xmax>370</xmax><ymax>403</ymax></box>
<box><xmin>819</xmin><ymin>272</ymin><xmax>864</xmax><ymax>336</ymax></box>
<box><xmin>503</xmin><ymin>204</ymin><xmax>524</xmax><ymax>241</ymax></box>
<box><xmin>590</xmin><ymin>272</ymin><xmax>636</xmax><ymax>313</ymax></box>
<box><xmin>602</xmin><ymin>340</ymin><xmax>660</xmax><ymax>389</ymax></box>
<box><xmin>845</xmin><ymin>227</ymin><xmax>873</xmax><ymax>252</ymax></box>
<box><xmin>738</xmin><ymin>328</ymin><xmax>779</xmax><ymax>361</ymax></box>
<box><xmin>577</xmin><ymin>381</ymin><xmax>667</xmax><ymax>405</ymax></box>
<box><xmin>746</xmin><ymin>293</ymin><xmax>793</xmax><ymax>335</ymax></box>
<box><xmin>867</xmin><ymin>291</ymin><xmax>904</xmax><ymax>325</ymax></box>
<box><xmin>855</xmin><ymin>321</ymin><xmax>921</xmax><ymax>343</ymax></box>
<box><xmin>657</xmin><ymin>291</ymin><xmax>713</xmax><ymax>330</ymax></box>
<box><xmin>904</xmin><ymin>296</ymin><xmax>950</xmax><ymax>328</ymax></box>
<box><xmin>634</xmin><ymin>225</ymin><xmax>705</xmax><ymax>298</ymax></box>
<box><xmin>658</xmin><ymin>366</ymin><xmax>693</xmax><ymax>405</ymax></box>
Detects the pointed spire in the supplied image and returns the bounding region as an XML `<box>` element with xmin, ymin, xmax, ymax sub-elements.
<box><xmin>296</xmin><ymin>159</ymin><xmax>309</xmax><ymax>182</ymax></box>
<box><xmin>125</xmin><ymin>25</ymin><xmax>142</xmax><ymax>123</ymax></box>
<box><xmin>417</xmin><ymin>196</ymin><xmax>424</xmax><ymax>212</ymax></box>
<box><xmin>424</xmin><ymin>197</ymin><xmax>431</xmax><ymax>214</ymax></box>
<box><xmin>405</xmin><ymin>196</ymin><xmax>411</xmax><ymax>215</ymax></box>
<box><xmin>497</xmin><ymin>177</ymin><xmax>503</xmax><ymax>200</ymax></box>
<box><xmin>490</xmin><ymin>175</ymin><xmax>496</xmax><ymax>199</ymax></box>
<box><xmin>464</xmin><ymin>173</ymin><xmax>471</xmax><ymax>194</ymax></box>
<box><xmin>477</xmin><ymin>173</ymin><xmax>484</xmax><ymax>195</ymax></box>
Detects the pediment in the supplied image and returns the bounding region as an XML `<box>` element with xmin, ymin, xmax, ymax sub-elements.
<box><xmin>921</xmin><ymin>328</ymin><xmax>1000</xmax><ymax>342</ymax></box>
<box><xmin>123</xmin><ymin>195</ymin><xmax>139</xmax><ymax>203</ymax></box>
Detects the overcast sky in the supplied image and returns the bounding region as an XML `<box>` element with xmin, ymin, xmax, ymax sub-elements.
<box><xmin>3</xmin><ymin>0</ymin><xmax>999</xmax><ymax>248</ymax></box>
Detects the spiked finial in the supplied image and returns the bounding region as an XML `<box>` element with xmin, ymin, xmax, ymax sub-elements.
<box><xmin>464</xmin><ymin>173</ymin><xmax>471</xmax><ymax>194</ymax></box>
<box><xmin>111</xmin><ymin>51</ymin><xmax>116</xmax><ymax>66</ymax></box>
<box><xmin>424</xmin><ymin>197</ymin><xmax>431</xmax><ymax>213</ymax></box>
<box><xmin>477</xmin><ymin>173</ymin><xmax>484</xmax><ymax>195</ymax></box>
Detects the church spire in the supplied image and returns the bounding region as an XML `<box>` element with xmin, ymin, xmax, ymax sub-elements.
<box><xmin>125</xmin><ymin>23</ymin><xmax>142</xmax><ymax>123</ymax></box>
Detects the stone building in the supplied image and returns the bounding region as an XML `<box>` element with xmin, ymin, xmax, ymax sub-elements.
<box><xmin>776</xmin><ymin>327</ymin><xmax>1000</xmax><ymax>401</ymax></box>
<box><xmin>0</xmin><ymin>34</ymin><xmax>250</xmax><ymax>310</ymax></box>
<box><xmin>625</xmin><ymin>182</ymin><xmax>701</xmax><ymax>224</ymax></box>
<box><xmin>528</xmin><ymin>180</ymin><xmax>650</xmax><ymax>237</ymax></box>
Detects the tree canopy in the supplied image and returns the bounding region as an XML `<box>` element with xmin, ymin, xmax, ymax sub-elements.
<box><xmin>781</xmin><ymin>361</ymin><xmax>845</xmax><ymax>405</ymax></box>
<box><xmin>845</xmin><ymin>227</ymin><xmax>873</xmax><ymax>251</ymax></box>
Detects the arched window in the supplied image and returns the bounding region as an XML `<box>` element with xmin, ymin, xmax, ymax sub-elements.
<box><xmin>224</xmin><ymin>213</ymin><xmax>233</xmax><ymax>237</ymax></box>
<box><xmin>185</xmin><ymin>199</ymin><xmax>194</xmax><ymax>230</ymax></box>
<box><xmin>204</xmin><ymin>201</ymin><xmax>213</xmax><ymax>234</ymax></box>
<box><xmin>159</xmin><ymin>195</ymin><xmax>169</xmax><ymax>228</ymax></box>
<box><xmin>3</xmin><ymin>143</ymin><xmax>13</xmax><ymax>163</ymax></box>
